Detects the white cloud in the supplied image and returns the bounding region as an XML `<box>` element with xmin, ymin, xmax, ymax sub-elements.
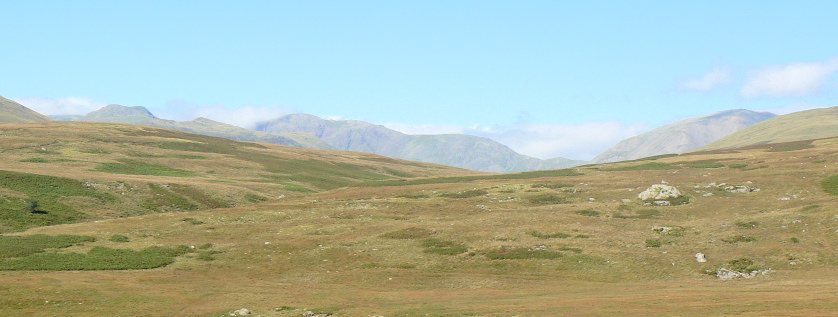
<box><xmin>741</xmin><ymin>58</ymin><xmax>838</xmax><ymax>97</ymax></box>
<box><xmin>682</xmin><ymin>66</ymin><xmax>731</xmax><ymax>91</ymax></box>
<box><xmin>13</xmin><ymin>97</ymin><xmax>107</xmax><ymax>115</ymax></box>
<box><xmin>763</xmin><ymin>103</ymin><xmax>829</xmax><ymax>115</ymax></box>
<box><xmin>155</xmin><ymin>100</ymin><xmax>291</xmax><ymax>129</ymax></box>
<box><xmin>384</xmin><ymin>120</ymin><xmax>647</xmax><ymax>161</ymax></box>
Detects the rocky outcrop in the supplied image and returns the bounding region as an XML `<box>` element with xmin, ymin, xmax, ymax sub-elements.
<box><xmin>638</xmin><ymin>184</ymin><xmax>682</xmax><ymax>201</ymax></box>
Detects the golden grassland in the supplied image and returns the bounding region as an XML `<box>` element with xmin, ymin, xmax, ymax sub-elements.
<box><xmin>1</xmin><ymin>122</ymin><xmax>838</xmax><ymax>316</ymax></box>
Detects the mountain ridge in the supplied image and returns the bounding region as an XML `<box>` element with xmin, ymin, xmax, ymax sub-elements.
<box><xmin>699</xmin><ymin>106</ymin><xmax>838</xmax><ymax>151</ymax></box>
<box><xmin>0</xmin><ymin>95</ymin><xmax>53</xmax><ymax>123</ymax></box>
<box><xmin>255</xmin><ymin>113</ymin><xmax>587</xmax><ymax>172</ymax></box>
<box><xmin>591</xmin><ymin>109</ymin><xmax>775</xmax><ymax>163</ymax></box>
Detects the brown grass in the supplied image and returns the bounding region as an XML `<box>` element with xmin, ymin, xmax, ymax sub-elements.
<box><xmin>1</xmin><ymin>122</ymin><xmax>838</xmax><ymax>316</ymax></box>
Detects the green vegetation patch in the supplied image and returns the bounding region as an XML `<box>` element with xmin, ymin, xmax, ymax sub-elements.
<box><xmin>139</xmin><ymin>184</ymin><xmax>199</xmax><ymax>212</ymax></box>
<box><xmin>0</xmin><ymin>170</ymin><xmax>114</xmax><ymax>231</ymax></box>
<box><xmin>421</xmin><ymin>238</ymin><xmax>467</xmax><ymax>255</ymax></box>
<box><xmin>726</xmin><ymin>257</ymin><xmax>761</xmax><ymax>273</ymax></box>
<box><xmin>527</xmin><ymin>230</ymin><xmax>571</xmax><ymax>239</ymax></box>
<box><xmin>721</xmin><ymin>235</ymin><xmax>757</xmax><ymax>243</ymax></box>
<box><xmin>528</xmin><ymin>194</ymin><xmax>567</xmax><ymax>205</ymax></box>
<box><xmin>484</xmin><ymin>247</ymin><xmax>563</xmax><ymax>260</ymax></box>
<box><xmin>440</xmin><ymin>189</ymin><xmax>488</xmax><ymax>199</ymax></box>
<box><xmin>0</xmin><ymin>245</ymin><xmax>190</xmax><ymax>271</ymax></box>
<box><xmin>19</xmin><ymin>157</ymin><xmax>49</xmax><ymax>163</ymax></box>
<box><xmin>766</xmin><ymin>140</ymin><xmax>815</xmax><ymax>152</ymax></box>
<box><xmin>603</xmin><ymin>162</ymin><xmax>679</xmax><ymax>171</ymax></box>
<box><xmin>680</xmin><ymin>160</ymin><xmax>726</xmax><ymax>168</ymax></box>
<box><xmin>531</xmin><ymin>183</ymin><xmax>572</xmax><ymax>189</ymax></box>
<box><xmin>614</xmin><ymin>209</ymin><xmax>661</xmax><ymax>219</ymax></box>
<box><xmin>0</xmin><ymin>234</ymin><xmax>95</xmax><ymax>259</ymax></box>
<box><xmin>645</xmin><ymin>239</ymin><xmax>662</xmax><ymax>248</ymax></box>
<box><xmin>167</xmin><ymin>184</ymin><xmax>230</xmax><ymax>209</ymax></box>
<box><xmin>95</xmin><ymin>159</ymin><xmax>198</xmax><ymax>177</ymax></box>
<box><xmin>820</xmin><ymin>174</ymin><xmax>838</xmax><ymax>196</ymax></box>
<box><xmin>358</xmin><ymin>169</ymin><xmax>582</xmax><ymax>187</ymax></box>
<box><xmin>396</xmin><ymin>193</ymin><xmax>430</xmax><ymax>199</ymax></box>
<box><xmin>109</xmin><ymin>234</ymin><xmax>130</xmax><ymax>243</ymax></box>
<box><xmin>728</xmin><ymin>163</ymin><xmax>748</xmax><ymax>169</ymax></box>
<box><xmin>573</xmin><ymin>209</ymin><xmax>599</xmax><ymax>217</ymax></box>
<box><xmin>381</xmin><ymin>227</ymin><xmax>432</xmax><ymax>239</ymax></box>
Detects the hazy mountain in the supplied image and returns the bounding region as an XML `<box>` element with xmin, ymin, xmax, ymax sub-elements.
<box><xmin>63</xmin><ymin>105</ymin><xmax>334</xmax><ymax>149</ymax></box>
<box><xmin>591</xmin><ymin>109</ymin><xmax>775</xmax><ymax>163</ymax></box>
<box><xmin>699</xmin><ymin>106</ymin><xmax>838</xmax><ymax>151</ymax></box>
<box><xmin>254</xmin><ymin>113</ymin><xmax>587</xmax><ymax>172</ymax></box>
<box><xmin>0</xmin><ymin>95</ymin><xmax>52</xmax><ymax>123</ymax></box>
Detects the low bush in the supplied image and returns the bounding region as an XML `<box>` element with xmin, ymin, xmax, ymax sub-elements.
<box><xmin>722</xmin><ymin>235</ymin><xmax>757</xmax><ymax>243</ymax></box>
<box><xmin>484</xmin><ymin>247</ymin><xmax>563</xmax><ymax>260</ymax></box>
<box><xmin>421</xmin><ymin>238</ymin><xmax>467</xmax><ymax>255</ymax></box>
<box><xmin>440</xmin><ymin>189</ymin><xmax>488</xmax><ymax>199</ymax></box>
<box><xmin>573</xmin><ymin>209</ymin><xmax>599</xmax><ymax>217</ymax></box>
<box><xmin>109</xmin><ymin>234</ymin><xmax>130</xmax><ymax>243</ymax></box>
<box><xmin>0</xmin><ymin>245</ymin><xmax>191</xmax><ymax>270</ymax></box>
<box><xmin>527</xmin><ymin>230</ymin><xmax>571</xmax><ymax>239</ymax></box>
<box><xmin>380</xmin><ymin>227</ymin><xmax>432</xmax><ymax>239</ymax></box>
<box><xmin>0</xmin><ymin>234</ymin><xmax>95</xmax><ymax>259</ymax></box>
<box><xmin>528</xmin><ymin>194</ymin><xmax>567</xmax><ymax>205</ymax></box>
<box><xmin>645</xmin><ymin>239</ymin><xmax>662</xmax><ymax>248</ymax></box>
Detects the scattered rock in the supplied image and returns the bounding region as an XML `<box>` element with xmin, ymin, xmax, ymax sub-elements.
<box><xmin>303</xmin><ymin>312</ymin><xmax>331</xmax><ymax>317</ymax></box>
<box><xmin>716</xmin><ymin>268</ymin><xmax>769</xmax><ymax>280</ymax></box>
<box><xmin>621</xmin><ymin>199</ymin><xmax>631</xmax><ymax>203</ymax></box>
<box><xmin>695</xmin><ymin>253</ymin><xmax>707</xmax><ymax>263</ymax></box>
<box><xmin>724</xmin><ymin>185</ymin><xmax>759</xmax><ymax>193</ymax></box>
<box><xmin>653</xmin><ymin>200</ymin><xmax>670</xmax><ymax>206</ymax></box>
<box><xmin>230</xmin><ymin>308</ymin><xmax>251</xmax><ymax>316</ymax></box>
<box><xmin>638</xmin><ymin>184</ymin><xmax>682</xmax><ymax>201</ymax></box>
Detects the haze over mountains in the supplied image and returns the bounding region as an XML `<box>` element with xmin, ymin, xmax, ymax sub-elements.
<box><xmin>591</xmin><ymin>109</ymin><xmax>775</xmax><ymax>163</ymax></box>
<box><xmin>10</xmin><ymin>94</ymin><xmax>838</xmax><ymax>172</ymax></box>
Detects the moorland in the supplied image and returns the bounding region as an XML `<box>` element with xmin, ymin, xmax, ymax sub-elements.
<box><xmin>1</xmin><ymin>121</ymin><xmax>837</xmax><ymax>316</ymax></box>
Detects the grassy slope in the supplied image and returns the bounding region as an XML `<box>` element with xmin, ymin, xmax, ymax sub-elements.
<box><xmin>700</xmin><ymin>106</ymin><xmax>838</xmax><ymax>151</ymax></box>
<box><xmin>0</xmin><ymin>121</ymin><xmax>470</xmax><ymax>232</ymax></box>
<box><xmin>2</xmin><ymin>125</ymin><xmax>838</xmax><ymax>315</ymax></box>
<box><xmin>0</xmin><ymin>96</ymin><xmax>52</xmax><ymax>123</ymax></box>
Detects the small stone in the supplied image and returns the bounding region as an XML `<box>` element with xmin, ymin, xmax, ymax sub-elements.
<box><xmin>695</xmin><ymin>253</ymin><xmax>707</xmax><ymax>263</ymax></box>
<box><xmin>230</xmin><ymin>308</ymin><xmax>251</xmax><ymax>316</ymax></box>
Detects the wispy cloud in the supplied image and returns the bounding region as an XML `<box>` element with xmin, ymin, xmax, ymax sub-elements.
<box><xmin>764</xmin><ymin>102</ymin><xmax>829</xmax><ymax>115</ymax></box>
<box><xmin>682</xmin><ymin>66</ymin><xmax>731</xmax><ymax>91</ymax></box>
<box><xmin>741</xmin><ymin>57</ymin><xmax>838</xmax><ymax>97</ymax></box>
<box><xmin>13</xmin><ymin>97</ymin><xmax>106</xmax><ymax>115</ymax></box>
<box><xmin>156</xmin><ymin>100</ymin><xmax>291</xmax><ymax>129</ymax></box>
<box><xmin>386</xmin><ymin>121</ymin><xmax>647</xmax><ymax>161</ymax></box>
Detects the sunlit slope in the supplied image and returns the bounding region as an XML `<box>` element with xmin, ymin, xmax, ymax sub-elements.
<box><xmin>592</xmin><ymin>109</ymin><xmax>774</xmax><ymax>163</ymax></box>
<box><xmin>0</xmin><ymin>95</ymin><xmax>52</xmax><ymax>123</ymax></box>
<box><xmin>0</xmin><ymin>121</ymin><xmax>470</xmax><ymax>232</ymax></box>
<box><xmin>699</xmin><ymin>106</ymin><xmax>838</xmax><ymax>151</ymax></box>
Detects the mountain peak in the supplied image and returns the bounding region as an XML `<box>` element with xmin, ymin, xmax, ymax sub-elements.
<box><xmin>82</xmin><ymin>105</ymin><xmax>157</xmax><ymax>123</ymax></box>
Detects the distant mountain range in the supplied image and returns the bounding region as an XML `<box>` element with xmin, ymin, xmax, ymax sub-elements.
<box><xmin>9</xmin><ymin>93</ymin><xmax>837</xmax><ymax>171</ymax></box>
<box><xmin>42</xmin><ymin>103</ymin><xmax>586</xmax><ymax>172</ymax></box>
<box><xmin>591</xmin><ymin>109</ymin><xmax>775</xmax><ymax>164</ymax></box>
<box><xmin>0</xmin><ymin>96</ymin><xmax>52</xmax><ymax>123</ymax></box>
<box><xmin>66</xmin><ymin>104</ymin><xmax>333</xmax><ymax>149</ymax></box>
<box><xmin>255</xmin><ymin>113</ymin><xmax>587</xmax><ymax>172</ymax></box>
<box><xmin>699</xmin><ymin>106</ymin><xmax>838</xmax><ymax>151</ymax></box>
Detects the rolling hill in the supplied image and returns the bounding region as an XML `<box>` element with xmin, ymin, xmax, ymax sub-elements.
<box><xmin>699</xmin><ymin>106</ymin><xmax>838</xmax><ymax>151</ymax></box>
<box><xmin>255</xmin><ymin>113</ymin><xmax>587</xmax><ymax>172</ymax></box>
<box><xmin>0</xmin><ymin>121</ymin><xmax>469</xmax><ymax>232</ymax></box>
<box><xmin>0</xmin><ymin>95</ymin><xmax>52</xmax><ymax>123</ymax></box>
<box><xmin>3</xmin><ymin>118</ymin><xmax>838</xmax><ymax>315</ymax></box>
<box><xmin>591</xmin><ymin>109</ymin><xmax>774</xmax><ymax>163</ymax></box>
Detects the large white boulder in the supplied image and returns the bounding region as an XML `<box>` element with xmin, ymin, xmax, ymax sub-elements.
<box><xmin>638</xmin><ymin>184</ymin><xmax>682</xmax><ymax>201</ymax></box>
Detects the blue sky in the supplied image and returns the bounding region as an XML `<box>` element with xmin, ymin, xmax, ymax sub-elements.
<box><xmin>3</xmin><ymin>1</ymin><xmax>837</xmax><ymax>160</ymax></box>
